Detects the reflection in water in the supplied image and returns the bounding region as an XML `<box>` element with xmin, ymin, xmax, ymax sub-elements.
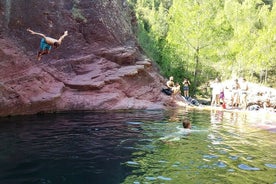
<box><xmin>0</xmin><ymin>110</ymin><xmax>275</xmax><ymax>184</ymax></box>
<box><xmin>123</xmin><ymin>109</ymin><xmax>276</xmax><ymax>184</ymax></box>
<box><xmin>0</xmin><ymin>111</ymin><xmax>166</xmax><ymax>184</ymax></box>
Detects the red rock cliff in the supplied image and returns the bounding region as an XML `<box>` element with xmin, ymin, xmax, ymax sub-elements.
<box><xmin>0</xmin><ymin>0</ymin><xmax>175</xmax><ymax>116</ymax></box>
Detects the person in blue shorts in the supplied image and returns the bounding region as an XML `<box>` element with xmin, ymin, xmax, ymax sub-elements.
<box><xmin>27</xmin><ymin>28</ymin><xmax>68</xmax><ymax>60</ymax></box>
<box><xmin>182</xmin><ymin>78</ymin><xmax>191</xmax><ymax>98</ymax></box>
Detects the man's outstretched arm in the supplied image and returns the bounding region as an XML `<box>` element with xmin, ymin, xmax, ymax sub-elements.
<box><xmin>27</xmin><ymin>28</ymin><xmax>46</xmax><ymax>38</ymax></box>
<box><xmin>57</xmin><ymin>31</ymin><xmax>68</xmax><ymax>43</ymax></box>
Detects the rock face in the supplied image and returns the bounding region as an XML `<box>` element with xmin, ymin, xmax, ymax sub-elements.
<box><xmin>0</xmin><ymin>0</ymin><xmax>173</xmax><ymax>116</ymax></box>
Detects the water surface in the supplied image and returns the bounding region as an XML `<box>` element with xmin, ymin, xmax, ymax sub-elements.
<box><xmin>0</xmin><ymin>109</ymin><xmax>275</xmax><ymax>184</ymax></box>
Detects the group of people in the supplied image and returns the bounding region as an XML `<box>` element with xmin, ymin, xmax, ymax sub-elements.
<box><xmin>162</xmin><ymin>76</ymin><xmax>191</xmax><ymax>99</ymax></box>
<box><xmin>210</xmin><ymin>77</ymin><xmax>249</xmax><ymax>109</ymax></box>
<box><xmin>163</xmin><ymin>75</ymin><xmax>274</xmax><ymax>112</ymax></box>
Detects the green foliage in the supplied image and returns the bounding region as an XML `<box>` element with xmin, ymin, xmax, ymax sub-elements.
<box><xmin>127</xmin><ymin>0</ymin><xmax>276</xmax><ymax>92</ymax></box>
<box><xmin>71</xmin><ymin>0</ymin><xmax>87</xmax><ymax>23</ymax></box>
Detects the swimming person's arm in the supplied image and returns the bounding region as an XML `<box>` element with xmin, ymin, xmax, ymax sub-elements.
<box><xmin>27</xmin><ymin>28</ymin><xmax>46</xmax><ymax>38</ymax></box>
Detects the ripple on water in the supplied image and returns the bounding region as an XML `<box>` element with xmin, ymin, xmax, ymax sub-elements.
<box><xmin>238</xmin><ymin>164</ymin><xmax>260</xmax><ymax>171</ymax></box>
<box><xmin>145</xmin><ymin>176</ymin><xmax>172</xmax><ymax>181</ymax></box>
<box><xmin>227</xmin><ymin>168</ymin><xmax>235</xmax><ymax>172</ymax></box>
<box><xmin>229</xmin><ymin>155</ymin><xmax>239</xmax><ymax>160</ymax></box>
<box><xmin>203</xmin><ymin>154</ymin><xmax>219</xmax><ymax>159</ymax></box>
<box><xmin>126</xmin><ymin>121</ymin><xmax>144</xmax><ymax>125</ymax></box>
<box><xmin>265</xmin><ymin>163</ymin><xmax>276</xmax><ymax>169</ymax></box>
<box><xmin>215</xmin><ymin>161</ymin><xmax>227</xmax><ymax>168</ymax></box>
<box><xmin>126</xmin><ymin>161</ymin><xmax>139</xmax><ymax>165</ymax></box>
<box><xmin>145</xmin><ymin>176</ymin><xmax>156</xmax><ymax>181</ymax></box>
<box><xmin>157</xmin><ymin>176</ymin><xmax>172</xmax><ymax>181</ymax></box>
<box><xmin>158</xmin><ymin>160</ymin><xmax>167</xmax><ymax>163</ymax></box>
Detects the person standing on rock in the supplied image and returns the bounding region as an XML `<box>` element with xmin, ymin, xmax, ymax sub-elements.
<box><xmin>27</xmin><ymin>28</ymin><xmax>68</xmax><ymax>61</ymax></box>
<box><xmin>239</xmin><ymin>77</ymin><xmax>248</xmax><ymax>109</ymax></box>
<box><xmin>231</xmin><ymin>79</ymin><xmax>240</xmax><ymax>108</ymax></box>
<box><xmin>182</xmin><ymin>78</ymin><xmax>191</xmax><ymax>99</ymax></box>
<box><xmin>210</xmin><ymin>78</ymin><xmax>222</xmax><ymax>107</ymax></box>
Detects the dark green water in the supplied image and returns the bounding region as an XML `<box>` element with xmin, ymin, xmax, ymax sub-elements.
<box><xmin>0</xmin><ymin>109</ymin><xmax>275</xmax><ymax>184</ymax></box>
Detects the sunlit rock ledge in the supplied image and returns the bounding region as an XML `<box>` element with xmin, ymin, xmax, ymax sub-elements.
<box><xmin>0</xmin><ymin>37</ymin><xmax>188</xmax><ymax>116</ymax></box>
<box><xmin>0</xmin><ymin>0</ymin><xmax>186</xmax><ymax>117</ymax></box>
<box><xmin>0</xmin><ymin>42</ymin><xmax>181</xmax><ymax>116</ymax></box>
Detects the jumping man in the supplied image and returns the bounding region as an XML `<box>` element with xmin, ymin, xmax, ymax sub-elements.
<box><xmin>27</xmin><ymin>28</ymin><xmax>68</xmax><ymax>60</ymax></box>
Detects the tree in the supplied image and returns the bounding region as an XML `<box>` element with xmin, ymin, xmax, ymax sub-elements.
<box><xmin>127</xmin><ymin>0</ymin><xmax>276</xmax><ymax>89</ymax></box>
<box><xmin>224</xmin><ymin>0</ymin><xmax>276</xmax><ymax>84</ymax></box>
<box><xmin>166</xmin><ymin>0</ymin><xmax>231</xmax><ymax>93</ymax></box>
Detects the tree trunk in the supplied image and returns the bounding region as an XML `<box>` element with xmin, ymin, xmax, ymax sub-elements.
<box><xmin>265</xmin><ymin>67</ymin><xmax>268</xmax><ymax>84</ymax></box>
<box><xmin>193</xmin><ymin>47</ymin><xmax>200</xmax><ymax>95</ymax></box>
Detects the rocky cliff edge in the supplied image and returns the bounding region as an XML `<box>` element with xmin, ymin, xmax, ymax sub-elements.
<box><xmin>0</xmin><ymin>0</ymin><xmax>178</xmax><ymax>116</ymax></box>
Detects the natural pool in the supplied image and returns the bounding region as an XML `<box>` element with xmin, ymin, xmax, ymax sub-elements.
<box><xmin>0</xmin><ymin>109</ymin><xmax>275</xmax><ymax>184</ymax></box>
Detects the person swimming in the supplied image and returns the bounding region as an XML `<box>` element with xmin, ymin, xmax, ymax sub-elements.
<box><xmin>182</xmin><ymin>120</ymin><xmax>191</xmax><ymax>129</ymax></box>
<box><xmin>160</xmin><ymin>120</ymin><xmax>192</xmax><ymax>141</ymax></box>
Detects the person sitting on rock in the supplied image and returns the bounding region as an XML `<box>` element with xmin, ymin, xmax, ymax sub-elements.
<box><xmin>166</xmin><ymin>76</ymin><xmax>175</xmax><ymax>91</ymax></box>
<box><xmin>27</xmin><ymin>28</ymin><xmax>68</xmax><ymax>61</ymax></box>
<box><xmin>172</xmin><ymin>83</ymin><xmax>181</xmax><ymax>95</ymax></box>
<box><xmin>162</xmin><ymin>76</ymin><xmax>175</xmax><ymax>96</ymax></box>
<box><xmin>171</xmin><ymin>82</ymin><xmax>181</xmax><ymax>100</ymax></box>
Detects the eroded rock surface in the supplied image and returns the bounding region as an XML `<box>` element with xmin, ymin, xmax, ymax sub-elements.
<box><xmin>0</xmin><ymin>0</ymin><xmax>176</xmax><ymax>116</ymax></box>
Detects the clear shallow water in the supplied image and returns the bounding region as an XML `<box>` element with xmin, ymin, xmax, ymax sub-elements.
<box><xmin>0</xmin><ymin>109</ymin><xmax>275</xmax><ymax>184</ymax></box>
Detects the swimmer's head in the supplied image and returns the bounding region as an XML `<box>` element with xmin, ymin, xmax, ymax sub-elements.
<box><xmin>53</xmin><ymin>42</ymin><xmax>60</xmax><ymax>48</ymax></box>
<box><xmin>182</xmin><ymin>120</ymin><xmax>191</xmax><ymax>129</ymax></box>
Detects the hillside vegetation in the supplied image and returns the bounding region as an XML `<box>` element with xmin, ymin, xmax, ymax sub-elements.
<box><xmin>127</xmin><ymin>0</ymin><xmax>276</xmax><ymax>95</ymax></box>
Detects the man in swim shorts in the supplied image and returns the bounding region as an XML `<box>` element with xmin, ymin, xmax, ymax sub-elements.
<box><xmin>27</xmin><ymin>28</ymin><xmax>68</xmax><ymax>60</ymax></box>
